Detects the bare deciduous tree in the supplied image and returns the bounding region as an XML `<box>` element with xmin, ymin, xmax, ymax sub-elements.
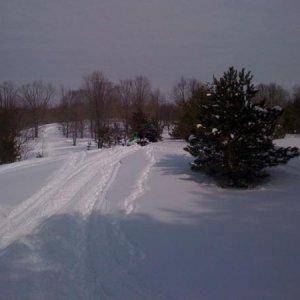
<box><xmin>149</xmin><ymin>88</ymin><xmax>164</xmax><ymax>120</ymax></box>
<box><xmin>133</xmin><ymin>76</ymin><xmax>151</xmax><ymax>110</ymax></box>
<box><xmin>117</xmin><ymin>79</ymin><xmax>134</xmax><ymax>144</ymax></box>
<box><xmin>69</xmin><ymin>90</ymin><xmax>85</xmax><ymax>146</ymax></box>
<box><xmin>58</xmin><ymin>88</ymin><xmax>86</xmax><ymax>145</ymax></box>
<box><xmin>255</xmin><ymin>83</ymin><xmax>289</xmax><ymax>107</ymax></box>
<box><xmin>172</xmin><ymin>77</ymin><xmax>204</xmax><ymax>103</ymax></box>
<box><xmin>21</xmin><ymin>81</ymin><xmax>55</xmax><ymax>138</ymax></box>
<box><xmin>84</xmin><ymin>71</ymin><xmax>113</xmax><ymax>148</ymax></box>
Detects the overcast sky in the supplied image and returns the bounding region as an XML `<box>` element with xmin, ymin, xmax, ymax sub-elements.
<box><xmin>1</xmin><ymin>0</ymin><xmax>300</xmax><ymax>91</ymax></box>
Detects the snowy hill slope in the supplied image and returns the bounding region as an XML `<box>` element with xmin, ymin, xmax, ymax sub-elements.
<box><xmin>0</xmin><ymin>124</ymin><xmax>300</xmax><ymax>299</ymax></box>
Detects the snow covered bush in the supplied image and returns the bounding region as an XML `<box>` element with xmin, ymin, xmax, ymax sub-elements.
<box><xmin>185</xmin><ymin>67</ymin><xmax>299</xmax><ymax>187</ymax></box>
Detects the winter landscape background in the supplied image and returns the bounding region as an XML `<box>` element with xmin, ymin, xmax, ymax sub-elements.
<box><xmin>1</xmin><ymin>0</ymin><xmax>300</xmax><ymax>299</ymax></box>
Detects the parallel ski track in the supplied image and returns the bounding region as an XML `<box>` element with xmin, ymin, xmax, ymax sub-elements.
<box><xmin>0</xmin><ymin>145</ymin><xmax>139</xmax><ymax>249</ymax></box>
<box><xmin>0</xmin><ymin>128</ymin><xmax>168</xmax><ymax>299</ymax></box>
<box><xmin>123</xmin><ymin>145</ymin><xmax>156</xmax><ymax>215</ymax></box>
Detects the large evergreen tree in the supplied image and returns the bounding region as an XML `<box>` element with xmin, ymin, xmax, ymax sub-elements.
<box><xmin>185</xmin><ymin>67</ymin><xmax>299</xmax><ymax>187</ymax></box>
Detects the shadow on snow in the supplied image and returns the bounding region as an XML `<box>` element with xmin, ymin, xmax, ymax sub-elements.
<box><xmin>1</xmin><ymin>153</ymin><xmax>300</xmax><ymax>299</ymax></box>
<box><xmin>0</xmin><ymin>209</ymin><xmax>299</xmax><ymax>299</ymax></box>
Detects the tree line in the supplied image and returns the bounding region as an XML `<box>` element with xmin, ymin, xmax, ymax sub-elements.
<box><xmin>171</xmin><ymin>79</ymin><xmax>300</xmax><ymax>140</ymax></box>
<box><xmin>1</xmin><ymin>69</ymin><xmax>300</xmax><ymax>169</ymax></box>
<box><xmin>0</xmin><ymin>81</ymin><xmax>55</xmax><ymax>164</ymax></box>
<box><xmin>0</xmin><ymin>73</ymin><xmax>174</xmax><ymax>164</ymax></box>
<box><xmin>55</xmin><ymin>72</ymin><xmax>174</xmax><ymax>148</ymax></box>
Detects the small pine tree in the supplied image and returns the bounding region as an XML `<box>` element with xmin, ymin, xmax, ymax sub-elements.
<box><xmin>144</xmin><ymin>118</ymin><xmax>162</xmax><ymax>142</ymax></box>
<box><xmin>0</xmin><ymin>108</ymin><xmax>22</xmax><ymax>164</ymax></box>
<box><xmin>130</xmin><ymin>107</ymin><xmax>148</xmax><ymax>140</ymax></box>
<box><xmin>185</xmin><ymin>67</ymin><xmax>299</xmax><ymax>187</ymax></box>
<box><xmin>130</xmin><ymin>107</ymin><xmax>162</xmax><ymax>143</ymax></box>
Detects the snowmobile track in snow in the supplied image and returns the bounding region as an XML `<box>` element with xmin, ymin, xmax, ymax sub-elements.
<box><xmin>0</xmin><ymin>142</ymin><xmax>141</xmax><ymax>249</ymax></box>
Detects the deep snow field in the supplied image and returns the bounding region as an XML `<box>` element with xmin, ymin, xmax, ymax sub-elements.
<box><xmin>0</xmin><ymin>124</ymin><xmax>300</xmax><ymax>299</ymax></box>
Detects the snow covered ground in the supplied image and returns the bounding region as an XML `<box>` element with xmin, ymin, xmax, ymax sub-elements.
<box><xmin>0</xmin><ymin>124</ymin><xmax>300</xmax><ymax>299</ymax></box>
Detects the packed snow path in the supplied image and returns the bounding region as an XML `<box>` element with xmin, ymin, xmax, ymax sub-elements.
<box><xmin>0</xmin><ymin>124</ymin><xmax>300</xmax><ymax>299</ymax></box>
